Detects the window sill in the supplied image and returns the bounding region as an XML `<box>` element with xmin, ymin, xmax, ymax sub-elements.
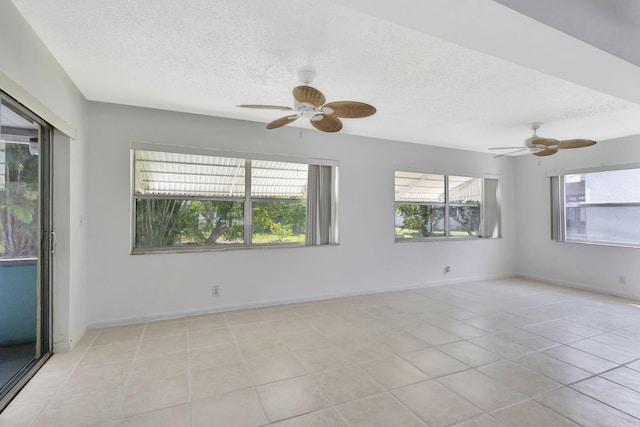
<box><xmin>130</xmin><ymin>242</ymin><xmax>341</xmax><ymax>255</ymax></box>
<box><xmin>394</xmin><ymin>236</ymin><xmax>500</xmax><ymax>243</ymax></box>
<box><xmin>559</xmin><ymin>240</ymin><xmax>640</xmax><ymax>250</ymax></box>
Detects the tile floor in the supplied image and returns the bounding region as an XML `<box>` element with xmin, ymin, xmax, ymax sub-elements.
<box><xmin>1</xmin><ymin>278</ymin><xmax>640</xmax><ymax>426</ymax></box>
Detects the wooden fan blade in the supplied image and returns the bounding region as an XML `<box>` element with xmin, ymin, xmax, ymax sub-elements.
<box><xmin>310</xmin><ymin>115</ymin><xmax>343</xmax><ymax>133</ymax></box>
<box><xmin>323</xmin><ymin>101</ymin><xmax>376</xmax><ymax>118</ymax></box>
<box><xmin>559</xmin><ymin>139</ymin><xmax>597</xmax><ymax>149</ymax></box>
<box><xmin>531</xmin><ymin>137</ymin><xmax>560</xmax><ymax>147</ymax></box>
<box><xmin>266</xmin><ymin>115</ymin><xmax>299</xmax><ymax>129</ymax></box>
<box><xmin>293</xmin><ymin>86</ymin><xmax>326</xmax><ymax>107</ymax></box>
<box><xmin>237</xmin><ymin>104</ymin><xmax>293</xmax><ymax>111</ymax></box>
<box><xmin>533</xmin><ymin>148</ymin><xmax>558</xmax><ymax>157</ymax></box>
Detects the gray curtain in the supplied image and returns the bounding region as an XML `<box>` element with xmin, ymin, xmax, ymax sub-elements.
<box><xmin>480</xmin><ymin>178</ymin><xmax>500</xmax><ymax>238</ymax></box>
<box><xmin>550</xmin><ymin>176</ymin><xmax>565</xmax><ymax>241</ymax></box>
<box><xmin>306</xmin><ymin>165</ymin><xmax>335</xmax><ymax>245</ymax></box>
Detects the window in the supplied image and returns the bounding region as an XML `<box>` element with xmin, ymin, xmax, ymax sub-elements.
<box><xmin>551</xmin><ymin>167</ymin><xmax>640</xmax><ymax>247</ymax></box>
<box><xmin>132</xmin><ymin>147</ymin><xmax>338</xmax><ymax>253</ymax></box>
<box><xmin>394</xmin><ymin>171</ymin><xmax>500</xmax><ymax>240</ymax></box>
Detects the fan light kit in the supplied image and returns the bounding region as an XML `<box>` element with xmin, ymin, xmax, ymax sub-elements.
<box><xmin>489</xmin><ymin>122</ymin><xmax>597</xmax><ymax>157</ymax></box>
<box><xmin>237</xmin><ymin>68</ymin><xmax>376</xmax><ymax>133</ymax></box>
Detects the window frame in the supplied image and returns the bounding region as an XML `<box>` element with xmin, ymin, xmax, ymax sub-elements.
<box><xmin>130</xmin><ymin>143</ymin><xmax>338</xmax><ymax>254</ymax></box>
<box><xmin>394</xmin><ymin>170</ymin><xmax>500</xmax><ymax>242</ymax></box>
<box><xmin>550</xmin><ymin>163</ymin><xmax>640</xmax><ymax>249</ymax></box>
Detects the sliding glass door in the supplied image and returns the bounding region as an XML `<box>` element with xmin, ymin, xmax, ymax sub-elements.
<box><xmin>0</xmin><ymin>91</ymin><xmax>52</xmax><ymax>411</ymax></box>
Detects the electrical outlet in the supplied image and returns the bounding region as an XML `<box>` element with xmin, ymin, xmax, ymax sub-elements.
<box><xmin>212</xmin><ymin>286</ymin><xmax>220</xmax><ymax>297</ymax></box>
<box><xmin>445</xmin><ymin>266</ymin><xmax>451</xmax><ymax>273</ymax></box>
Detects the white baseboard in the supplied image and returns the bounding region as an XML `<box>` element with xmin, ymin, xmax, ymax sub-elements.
<box><xmin>516</xmin><ymin>273</ymin><xmax>640</xmax><ymax>301</ymax></box>
<box><xmin>86</xmin><ymin>272</ymin><xmax>515</xmax><ymax>329</ymax></box>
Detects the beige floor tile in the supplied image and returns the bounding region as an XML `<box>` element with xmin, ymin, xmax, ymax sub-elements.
<box><xmin>93</xmin><ymin>324</ymin><xmax>145</xmax><ymax>346</ymax></box>
<box><xmin>372</xmin><ymin>331</ymin><xmax>430</xmax><ymax>353</ymax></box>
<box><xmin>256</xmin><ymin>375</ymin><xmax>328</xmax><ymax>422</ymax></box>
<box><xmin>337</xmin><ymin>393</ymin><xmax>425</xmax><ymax>427</ymax></box>
<box><xmin>401</xmin><ymin>347</ymin><xmax>469</xmax><ymax>377</ymax></box>
<box><xmin>601</xmin><ymin>367</ymin><xmax>640</xmax><ymax>393</ymax></box>
<box><xmin>514</xmin><ymin>352</ymin><xmax>592</xmax><ymax>385</ymax></box>
<box><xmin>496</xmin><ymin>329</ymin><xmax>558</xmax><ymax>351</ymax></box>
<box><xmin>186</xmin><ymin>314</ymin><xmax>227</xmax><ymax>331</ymax></box>
<box><xmin>0</xmin><ymin>400</ymin><xmax>48</xmax><ymax>427</ymax></box>
<box><xmin>189</xmin><ymin>342</ymin><xmax>242</xmax><ymax>371</ymax></box>
<box><xmin>57</xmin><ymin>360</ymin><xmax>132</xmax><ymax>395</ymax></box>
<box><xmin>628</xmin><ymin>359</ymin><xmax>640</xmax><ymax>371</ymax></box>
<box><xmin>478</xmin><ymin>361</ymin><xmax>561</xmax><ymax>397</ymax></box>
<box><xmin>543</xmin><ymin>319</ymin><xmax>605</xmax><ymax>337</ymax></box>
<box><xmin>79</xmin><ymin>341</ymin><xmax>139</xmax><ymax>367</ymax></box>
<box><xmin>34</xmin><ymin>389</ymin><xmax>121</xmax><ymax>427</ymax></box>
<box><xmin>188</xmin><ymin>327</ymin><xmax>234</xmax><ymax>349</ymax></box>
<box><xmin>407</xmin><ymin>324</ymin><xmax>462</xmax><ymax>346</ymax></box>
<box><xmin>543</xmin><ymin>345</ymin><xmax>618</xmax><ymax>373</ymax></box>
<box><xmin>438</xmin><ymin>370</ymin><xmax>527</xmax><ymax>411</ymax></box>
<box><xmin>492</xmin><ymin>400</ymin><xmax>577</xmax><ymax>426</ymax></box>
<box><xmin>568</xmin><ymin>338</ymin><xmax>638</xmax><ymax>364</ymax></box>
<box><xmin>109</xmin><ymin>404</ymin><xmax>189</xmax><ymax>427</ymax></box>
<box><xmin>469</xmin><ymin>334</ymin><xmax>531</xmax><ymax>358</ymax></box>
<box><xmin>393</xmin><ymin>380</ymin><xmax>482</xmax><ymax>427</ymax></box>
<box><xmin>523</xmin><ymin>324</ymin><xmax>582</xmax><ymax>344</ymax></box>
<box><xmin>245</xmin><ymin>352</ymin><xmax>306</xmax><ymax>385</ymax></box>
<box><xmin>360</xmin><ymin>355</ymin><xmax>429</xmax><ymax>389</ymax></box>
<box><xmin>191</xmin><ymin>388</ymin><xmax>267</xmax><ymax>427</ymax></box>
<box><xmin>465</xmin><ymin>313</ymin><xmax>531</xmax><ymax>333</ymax></box>
<box><xmin>591</xmin><ymin>332</ymin><xmax>640</xmax><ymax>355</ymax></box>
<box><xmin>270</xmin><ymin>408</ymin><xmax>347</xmax><ymax>426</ymax></box>
<box><xmin>143</xmin><ymin>321</ymin><xmax>187</xmax><ymax>339</ymax></box>
<box><xmin>225</xmin><ymin>309</ymin><xmax>266</xmax><ymax>325</ymax></box>
<box><xmin>132</xmin><ymin>351</ymin><xmax>188</xmax><ymax>379</ymax></box>
<box><xmin>190</xmin><ymin>362</ymin><xmax>251</xmax><ymax>400</ymax></box>
<box><xmin>137</xmin><ymin>334</ymin><xmax>188</xmax><ymax>358</ymax></box>
<box><xmin>427</xmin><ymin>318</ymin><xmax>487</xmax><ymax>339</ymax></box>
<box><xmin>567</xmin><ymin>312</ymin><xmax>635</xmax><ymax>332</ymax></box>
<box><xmin>571</xmin><ymin>376</ymin><xmax>640</xmax><ymax>418</ymax></box>
<box><xmin>237</xmin><ymin>336</ymin><xmax>288</xmax><ymax>360</ymax></box>
<box><xmin>120</xmin><ymin>373</ymin><xmax>189</xmax><ymax>418</ymax></box>
<box><xmin>438</xmin><ymin>341</ymin><xmax>501</xmax><ymax>367</ymax></box>
<box><xmin>258</xmin><ymin>306</ymin><xmax>300</xmax><ymax>321</ymax></box>
<box><xmin>455</xmin><ymin>414</ymin><xmax>505</xmax><ymax>427</ymax></box>
<box><xmin>536</xmin><ymin>387</ymin><xmax>640</xmax><ymax>427</ymax></box>
<box><xmin>340</xmin><ymin>338</ymin><xmax>393</xmax><ymax>363</ymax></box>
<box><xmin>269</xmin><ymin>319</ymin><xmax>313</xmax><ymax>336</ymax></box>
<box><xmin>232</xmin><ymin>322</ymin><xmax>275</xmax><ymax>342</ymax></box>
<box><xmin>314</xmin><ymin>365</ymin><xmax>383</xmax><ymax>404</ymax></box>
<box><xmin>294</xmin><ymin>345</ymin><xmax>352</xmax><ymax>372</ymax></box>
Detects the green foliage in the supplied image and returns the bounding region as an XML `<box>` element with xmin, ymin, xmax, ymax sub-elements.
<box><xmin>396</xmin><ymin>204</ymin><xmax>445</xmax><ymax>237</ymax></box>
<box><xmin>0</xmin><ymin>143</ymin><xmax>40</xmax><ymax>258</ymax></box>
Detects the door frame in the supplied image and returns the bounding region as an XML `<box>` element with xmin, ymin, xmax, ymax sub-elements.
<box><xmin>0</xmin><ymin>91</ymin><xmax>53</xmax><ymax>411</ymax></box>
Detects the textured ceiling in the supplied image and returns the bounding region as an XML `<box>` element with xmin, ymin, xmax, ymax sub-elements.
<box><xmin>10</xmin><ymin>0</ymin><xmax>640</xmax><ymax>153</ymax></box>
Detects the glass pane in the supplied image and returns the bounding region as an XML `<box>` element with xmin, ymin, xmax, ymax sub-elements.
<box><xmin>251</xmin><ymin>160</ymin><xmax>308</xmax><ymax>198</ymax></box>
<box><xmin>395</xmin><ymin>172</ymin><xmax>445</xmax><ymax>203</ymax></box>
<box><xmin>566</xmin><ymin>170</ymin><xmax>640</xmax><ymax>203</ymax></box>
<box><xmin>134</xmin><ymin>150</ymin><xmax>245</xmax><ymax>197</ymax></box>
<box><xmin>449</xmin><ymin>176</ymin><xmax>482</xmax><ymax>203</ymax></box>
<box><xmin>395</xmin><ymin>204</ymin><xmax>445</xmax><ymax>238</ymax></box>
<box><xmin>0</xmin><ymin>98</ymin><xmax>40</xmax><ymax>396</ymax></box>
<box><xmin>566</xmin><ymin>206</ymin><xmax>640</xmax><ymax>245</ymax></box>
<box><xmin>449</xmin><ymin>205</ymin><xmax>481</xmax><ymax>237</ymax></box>
<box><xmin>252</xmin><ymin>201</ymin><xmax>306</xmax><ymax>244</ymax></box>
<box><xmin>135</xmin><ymin>199</ymin><xmax>244</xmax><ymax>247</ymax></box>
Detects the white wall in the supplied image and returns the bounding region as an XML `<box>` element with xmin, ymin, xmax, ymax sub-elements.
<box><xmin>86</xmin><ymin>102</ymin><xmax>516</xmax><ymax>327</ymax></box>
<box><xmin>0</xmin><ymin>1</ymin><xmax>88</xmax><ymax>350</ymax></box>
<box><xmin>514</xmin><ymin>135</ymin><xmax>640</xmax><ymax>299</ymax></box>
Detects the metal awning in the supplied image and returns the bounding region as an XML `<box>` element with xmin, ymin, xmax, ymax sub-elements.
<box><xmin>134</xmin><ymin>150</ymin><xmax>308</xmax><ymax>198</ymax></box>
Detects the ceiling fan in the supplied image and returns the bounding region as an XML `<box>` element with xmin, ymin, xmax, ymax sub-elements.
<box><xmin>237</xmin><ymin>68</ymin><xmax>376</xmax><ymax>133</ymax></box>
<box><xmin>489</xmin><ymin>122</ymin><xmax>597</xmax><ymax>157</ymax></box>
